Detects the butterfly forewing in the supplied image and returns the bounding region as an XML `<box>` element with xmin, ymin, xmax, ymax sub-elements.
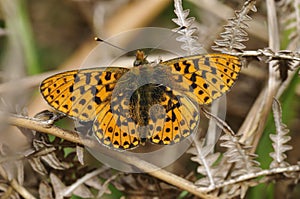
<box><xmin>162</xmin><ymin>53</ymin><xmax>242</xmax><ymax>105</ymax></box>
<box><xmin>40</xmin><ymin>67</ymin><xmax>129</xmax><ymax>121</ymax></box>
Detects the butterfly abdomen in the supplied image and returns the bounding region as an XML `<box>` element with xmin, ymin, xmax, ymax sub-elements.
<box><xmin>129</xmin><ymin>83</ymin><xmax>166</xmax><ymax>126</ymax></box>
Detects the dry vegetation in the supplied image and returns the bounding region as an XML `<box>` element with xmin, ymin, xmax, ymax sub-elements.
<box><xmin>0</xmin><ymin>0</ymin><xmax>300</xmax><ymax>198</ymax></box>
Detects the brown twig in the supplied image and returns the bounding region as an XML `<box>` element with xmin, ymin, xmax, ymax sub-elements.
<box><xmin>238</xmin><ymin>0</ymin><xmax>282</xmax><ymax>150</ymax></box>
<box><xmin>2</xmin><ymin>112</ymin><xmax>216</xmax><ymax>199</ymax></box>
<box><xmin>0</xmin><ymin>164</ymin><xmax>36</xmax><ymax>199</ymax></box>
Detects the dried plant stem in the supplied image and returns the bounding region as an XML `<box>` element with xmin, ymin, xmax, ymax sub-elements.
<box><xmin>0</xmin><ymin>165</ymin><xmax>36</xmax><ymax>199</ymax></box>
<box><xmin>10</xmin><ymin>179</ymin><xmax>36</xmax><ymax>199</ymax></box>
<box><xmin>201</xmin><ymin>108</ymin><xmax>235</xmax><ymax>136</ymax></box>
<box><xmin>201</xmin><ymin>165</ymin><xmax>300</xmax><ymax>192</ymax></box>
<box><xmin>235</xmin><ymin>50</ymin><xmax>300</xmax><ymax>61</ymax></box>
<box><xmin>188</xmin><ymin>0</ymin><xmax>268</xmax><ymax>41</ymax></box>
<box><xmin>2</xmin><ymin>113</ymin><xmax>216</xmax><ymax>199</ymax></box>
<box><xmin>63</xmin><ymin>167</ymin><xmax>110</xmax><ymax>196</ymax></box>
<box><xmin>97</xmin><ymin>173</ymin><xmax>120</xmax><ymax>198</ymax></box>
<box><xmin>0</xmin><ymin>112</ymin><xmax>87</xmax><ymax>146</ymax></box>
<box><xmin>238</xmin><ymin>0</ymin><xmax>282</xmax><ymax>149</ymax></box>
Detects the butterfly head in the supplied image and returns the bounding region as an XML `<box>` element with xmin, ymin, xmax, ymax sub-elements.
<box><xmin>133</xmin><ymin>50</ymin><xmax>149</xmax><ymax>66</ymax></box>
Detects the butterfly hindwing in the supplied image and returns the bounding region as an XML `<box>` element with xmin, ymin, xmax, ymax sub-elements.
<box><xmin>93</xmin><ymin>104</ymin><xmax>140</xmax><ymax>150</ymax></box>
<box><xmin>149</xmin><ymin>86</ymin><xmax>199</xmax><ymax>145</ymax></box>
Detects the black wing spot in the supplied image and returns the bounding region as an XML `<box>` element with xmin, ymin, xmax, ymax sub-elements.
<box><xmin>204</xmin><ymin>57</ymin><xmax>210</xmax><ymax>66</ymax></box>
<box><xmin>149</xmin><ymin>124</ymin><xmax>154</xmax><ymax>130</ymax></box>
<box><xmin>123</xmin><ymin>141</ymin><xmax>130</xmax><ymax>146</ymax></box>
<box><xmin>190</xmin><ymin>73</ymin><xmax>197</xmax><ymax>82</ymax></box>
<box><xmin>105</xmin><ymin>84</ymin><xmax>114</xmax><ymax>92</ymax></box>
<box><xmin>70</xmin><ymin>96</ymin><xmax>76</xmax><ymax>101</ymax></box>
<box><xmin>175</xmin><ymin>75</ymin><xmax>183</xmax><ymax>82</ymax></box>
<box><xmin>201</xmin><ymin>70</ymin><xmax>207</xmax><ymax>78</ymax></box>
<box><xmin>91</xmin><ymin>86</ymin><xmax>98</xmax><ymax>95</ymax></box>
<box><xmin>113</xmin><ymin>73</ymin><xmax>119</xmax><ymax>79</ymax></box>
<box><xmin>69</xmin><ymin>85</ymin><xmax>74</xmax><ymax>92</ymax></box>
<box><xmin>211</xmin><ymin>67</ymin><xmax>217</xmax><ymax>74</ymax></box>
<box><xmin>211</xmin><ymin>78</ymin><xmax>217</xmax><ymax>84</ymax></box>
<box><xmin>190</xmin><ymin>120</ymin><xmax>196</xmax><ymax>126</ymax></box>
<box><xmin>153</xmin><ymin>135</ymin><xmax>160</xmax><ymax>140</ymax></box>
<box><xmin>85</xmin><ymin>73</ymin><xmax>91</xmax><ymax>84</ymax></box>
<box><xmin>183</xmin><ymin>129</ymin><xmax>189</xmax><ymax>136</ymax></box>
<box><xmin>94</xmin><ymin>96</ymin><xmax>102</xmax><ymax>105</ymax></box>
<box><xmin>211</xmin><ymin>90</ymin><xmax>218</xmax><ymax>96</ymax></box>
<box><xmin>105</xmin><ymin>72</ymin><xmax>112</xmax><ymax>80</ymax></box>
<box><xmin>183</xmin><ymin>60</ymin><xmax>191</xmax><ymax>73</ymax></box>
<box><xmin>108</xmin><ymin>126</ymin><xmax>113</xmax><ymax>132</ymax></box>
<box><xmin>131</xmin><ymin>129</ymin><xmax>136</xmax><ymax>134</ymax></box>
<box><xmin>79</xmin><ymin>86</ymin><xmax>85</xmax><ymax>94</ymax></box>
<box><xmin>190</xmin><ymin>83</ymin><xmax>197</xmax><ymax>89</ymax></box>
<box><xmin>79</xmin><ymin>99</ymin><xmax>86</xmax><ymax>105</ymax></box>
<box><xmin>171</xmin><ymin>111</ymin><xmax>176</xmax><ymax>122</ymax></box>
<box><xmin>82</xmin><ymin>113</ymin><xmax>89</xmax><ymax>118</ymax></box>
<box><xmin>174</xmin><ymin>63</ymin><xmax>181</xmax><ymax>71</ymax></box>
<box><xmin>97</xmin><ymin>79</ymin><xmax>102</xmax><ymax>85</ymax></box>
<box><xmin>204</xmin><ymin>96</ymin><xmax>210</xmax><ymax>102</ymax></box>
<box><xmin>74</xmin><ymin>74</ymin><xmax>80</xmax><ymax>83</ymax></box>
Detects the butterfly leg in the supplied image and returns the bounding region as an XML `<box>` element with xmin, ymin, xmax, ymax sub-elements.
<box><xmin>34</xmin><ymin>110</ymin><xmax>65</xmax><ymax>127</ymax></box>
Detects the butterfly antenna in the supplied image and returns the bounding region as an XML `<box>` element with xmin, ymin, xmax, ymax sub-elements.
<box><xmin>94</xmin><ymin>37</ymin><xmax>127</xmax><ymax>52</ymax></box>
<box><xmin>147</xmin><ymin>26</ymin><xmax>187</xmax><ymax>55</ymax></box>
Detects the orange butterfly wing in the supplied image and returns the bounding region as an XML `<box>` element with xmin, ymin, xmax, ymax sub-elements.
<box><xmin>162</xmin><ymin>53</ymin><xmax>242</xmax><ymax>105</ymax></box>
<box><xmin>40</xmin><ymin>67</ymin><xmax>128</xmax><ymax>121</ymax></box>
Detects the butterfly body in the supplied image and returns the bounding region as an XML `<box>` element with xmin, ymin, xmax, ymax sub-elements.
<box><xmin>40</xmin><ymin>51</ymin><xmax>242</xmax><ymax>150</ymax></box>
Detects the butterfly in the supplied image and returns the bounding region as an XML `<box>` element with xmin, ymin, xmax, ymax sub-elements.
<box><xmin>40</xmin><ymin>51</ymin><xmax>242</xmax><ymax>150</ymax></box>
